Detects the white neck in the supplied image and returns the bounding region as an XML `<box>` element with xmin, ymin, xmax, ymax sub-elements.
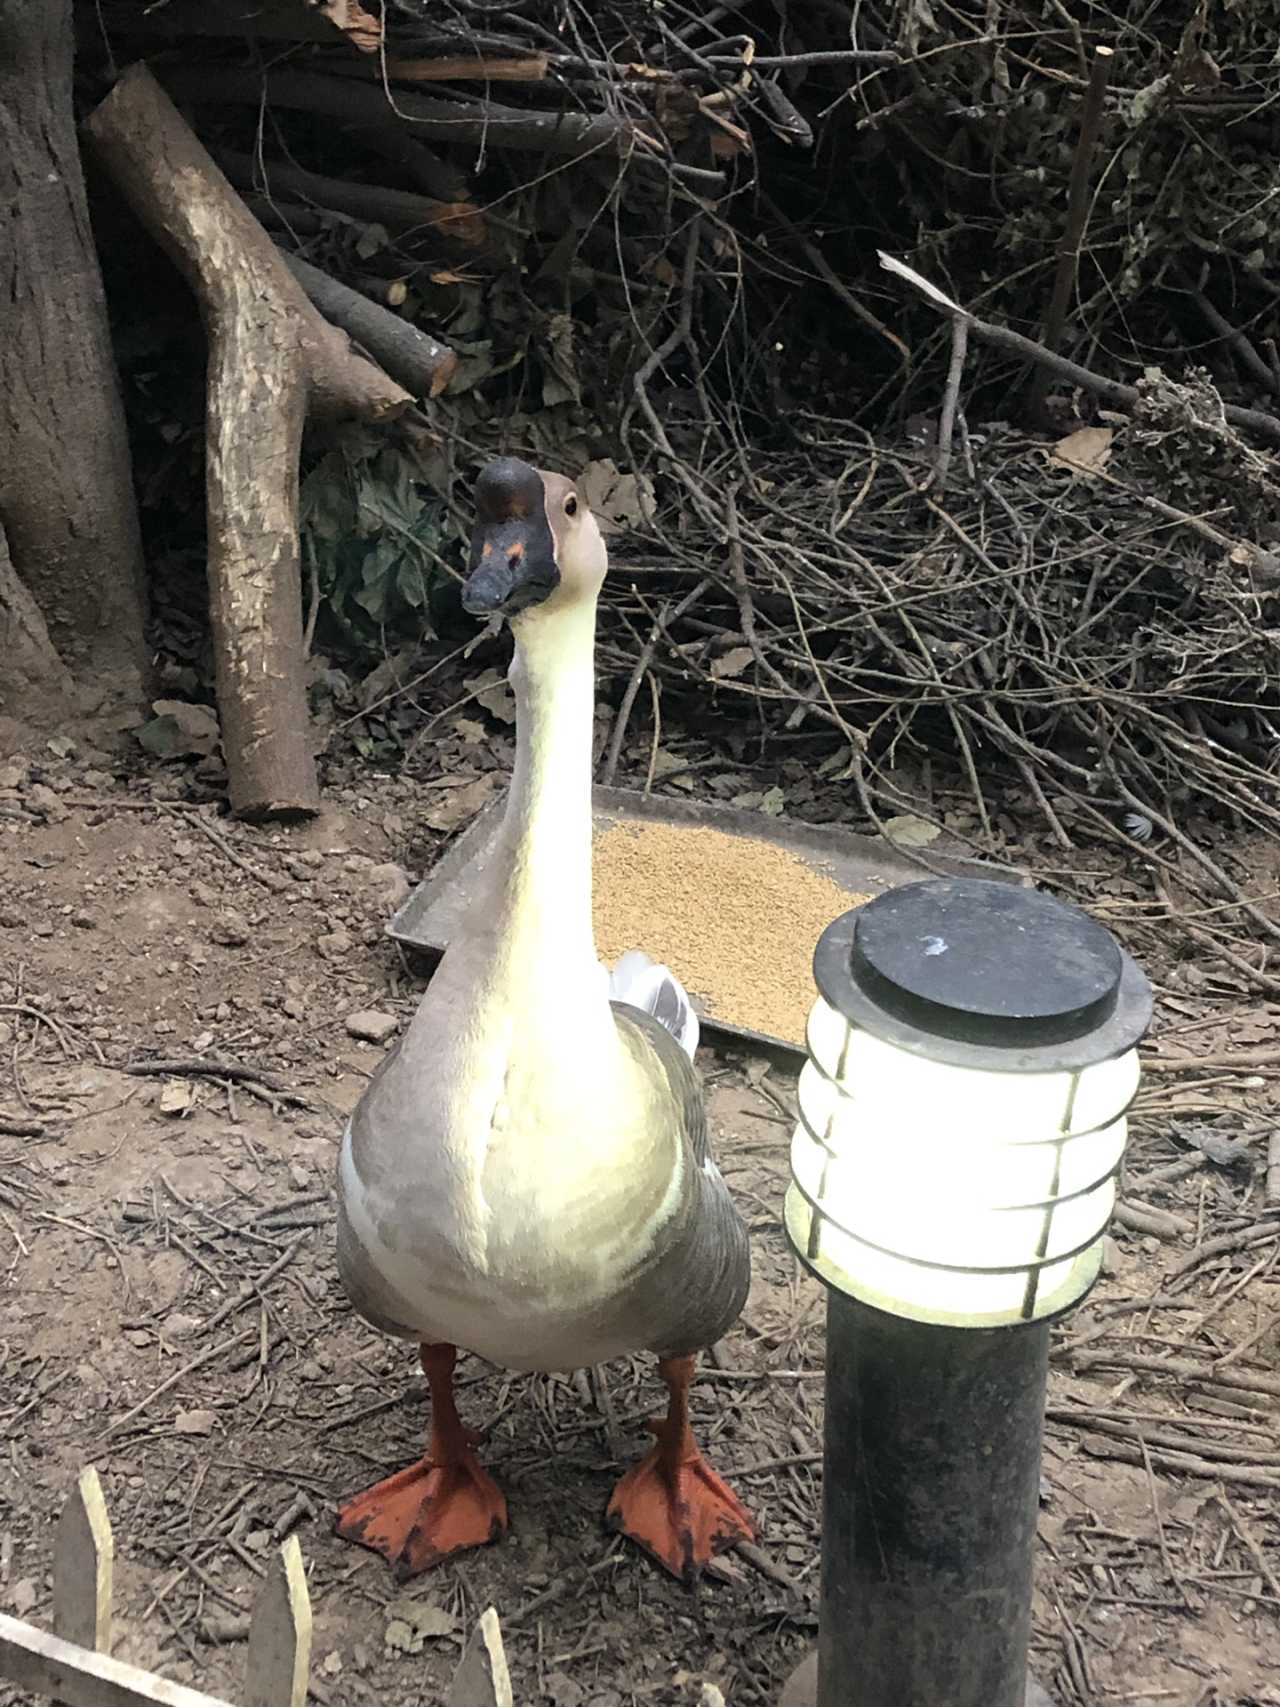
<box><xmin>483</xmin><ymin>598</ymin><xmax>600</xmax><ymax>978</ymax></box>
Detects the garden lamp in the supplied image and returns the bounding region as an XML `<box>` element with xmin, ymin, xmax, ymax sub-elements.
<box><xmin>780</xmin><ymin>876</ymin><xmax>1152</xmax><ymax>1707</ymax></box>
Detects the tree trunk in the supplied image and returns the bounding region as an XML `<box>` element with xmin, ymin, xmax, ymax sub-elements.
<box><xmin>0</xmin><ymin>521</ymin><xmax>76</xmax><ymax>727</ymax></box>
<box><xmin>86</xmin><ymin>65</ymin><xmax>413</xmax><ymax>820</ymax></box>
<box><xmin>0</xmin><ymin>0</ymin><xmax>148</xmax><ymax>711</ymax></box>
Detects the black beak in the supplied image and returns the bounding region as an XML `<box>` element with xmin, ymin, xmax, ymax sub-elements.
<box><xmin>464</xmin><ymin>457</ymin><xmax>559</xmax><ymax>618</ymax></box>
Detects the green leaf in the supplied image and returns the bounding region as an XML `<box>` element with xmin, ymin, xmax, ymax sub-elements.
<box><xmin>397</xmin><ymin>557</ymin><xmax>428</xmax><ymax>609</ymax></box>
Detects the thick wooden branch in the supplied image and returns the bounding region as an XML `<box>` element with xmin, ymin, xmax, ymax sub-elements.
<box><xmin>85</xmin><ymin>63</ymin><xmax>413</xmax><ymax>819</ymax></box>
<box><xmin>215</xmin><ymin>147</ymin><xmax>485</xmax><ymax>247</ymax></box>
<box><xmin>163</xmin><ymin>64</ymin><xmax>632</xmax><ymax>159</ymax></box>
<box><xmin>88</xmin><ymin>0</ymin><xmax>380</xmax><ymax>50</ymax></box>
<box><xmin>384</xmin><ymin>55</ymin><xmax>550</xmax><ymax>82</ymax></box>
<box><xmin>281</xmin><ymin>254</ymin><xmax>456</xmax><ymax>398</ymax></box>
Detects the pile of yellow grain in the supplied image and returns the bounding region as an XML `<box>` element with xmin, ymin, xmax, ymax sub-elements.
<box><xmin>592</xmin><ymin>818</ymin><xmax>870</xmax><ymax>1046</ymax></box>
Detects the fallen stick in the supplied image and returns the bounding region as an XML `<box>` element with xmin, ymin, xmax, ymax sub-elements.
<box><xmin>1027</xmin><ymin>45</ymin><xmax>1114</xmax><ymax>419</ymax></box>
<box><xmin>1054</xmin><ymin>1414</ymin><xmax>1280</xmax><ymax>1468</ymax></box>
<box><xmin>736</xmin><ymin>1539</ymin><xmax>804</xmax><ymax>1595</ymax></box>
<box><xmin>1145</xmin><ymin>1048</ymin><xmax>1280</xmax><ymax>1072</ymax></box>
<box><xmin>164</xmin><ymin>64</ymin><xmax>633</xmax><ymax>159</ymax></box>
<box><xmin>1078</xmin><ymin>1431</ymin><xmax>1280</xmax><ymax>1491</ymax></box>
<box><xmin>0</xmin><ymin>1115</ymin><xmax>47</xmax><ymax>1137</ymax></box>
<box><xmin>1093</xmin><ymin>469</ymin><xmax>1280</xmax><ymax>585</ymax></box>
<box><xmin>879</xmin><ymin>251</ymin><xmax>1280</xmax><ymax>449</ymax></box>
<box><xmin>280</xmin><ymin>253</ymin><xmax>457</xmax><ymax>398</ymax></box>
<box><xmin>933</xmin><ymin>315</ymin><xmax>969</xmax><ymax>485</ymax></box>
<box><xmin>123</xmin><ymin>1057</ymin><xmax>291</xmax><ymax>1093</ymax></box>
<box><xmin>216</xmin><ymin>147</ymin><xmax>485</xmax><ymax>247</ymax></box>
<box><xmin>91</xmin><ymin>0</ymin><xmax>380</xmax><ymax>49</ymax></box>
<box><xmin>384</xmin><ymin>54</ymin><xmax>550</xmax><ymax>81</ymax></box>
<box><xmin>86</xmin><ymin>66</ymin><xmax>412</xmax><ymax>819</ymax></box>
<box><xmin>122</xmin><ymin>1056</ymin><xmax>315</xmax><ymax>1112</ymax></box>
<box><xmin>1114</xmin><ymin>1200</ymin><xmax>1193</xmax><ymax>1239</ymax></box>
<box><xmin>1219</xmin><ymin>1493</ymin><xmax>1280</xmax><ymax>1601</ymax></box>
<box><xmin>1064</xmin><ymin>1348</ymin><xmax>1280</xmax><ymax>1402</ymax></box>
<box><xmin>102</xmin><ymin>1327</ymin><xmax>257</xmax><ymax>1438</ymax></box>
<box><xmin>1189</xmin><ymin>281</ymin><xmax>1280</xmax><ymax>398</ymax></box>
<box><xmin>197</xmin><ymin>1235</ymin><xmax>310</xmax><ymax>1335</ymax></box>
<box><xmin>1166</xmin><ymin>1213</ymin><xmax>1280</xmax><ymax>1280</ymax></box>
<box><xmin>0</xmin><ymin>1370</ymin><xmax>72</xmax><ymax>1439</ymax></box>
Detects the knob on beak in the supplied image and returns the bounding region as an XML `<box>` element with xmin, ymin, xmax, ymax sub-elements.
<box><xmin>465</xmin><ymin>458</ymin><xmax>559</xmax><ymax>617</ymax></box>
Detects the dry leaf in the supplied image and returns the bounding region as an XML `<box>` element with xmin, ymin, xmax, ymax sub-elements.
<box><xmin>883</xmin><ymin>813</ymin><xmax>941</xmax><ymax>847</ymax></box>
<box><xmin>711</xmin><ymin>646</ymin><xmax>754</xmax><ymax>680</ymax></box>
<box><xmin>464</xmin><ymin>670</ymin><xmax>516</xmax><ymax>724</ymax></box>
<box><xmin>158</xmin><ymin>1080</ymin><xmax>194</xmax><ymax>1118</ymax></box>
<box><xmin>385</xmin><ymin>1597</ymin><xmax>457</xmax><ymax>1654</ymax></box>
<box><xmin>579</xmin><ymin>459</ymin><xmax>655</xmax><ymax>534</ymax></box>
<box><xmin>316</xmin><ymin>0</ymin><xmax>382</xmax><ymax>53</ymax></box>
<box><xmin>649</xmin><ymin>748</ymin><xmax>685</xmax><ymax>778</ymax></box>
<box><xmin>1050</xmin><ymin>426</ymin><xmax>1113</xmax><ymax>474</ymax></box>
<box><xmin>761</xmin><ymin>786</ymin><xmax>786</xmax><ymax>816</ymax></box>
<box><xmin>422</xmin><ymin>774</ymin><xmax>500</xmax><ymax>833</ymax></box>
<box><xmin>135</xmin><ymin>699</ymin><xmax>221</xmax><ymax>760</ymax></box>
<box><xmin>9</xmin><ymin>1579</ymin><xmax>38</xmax><ymax>1617</ymax></box>
<box><xmin>174</xmin><ymin>1408</ymin><xmax>218</xmax><ymax>1436</ymax></box>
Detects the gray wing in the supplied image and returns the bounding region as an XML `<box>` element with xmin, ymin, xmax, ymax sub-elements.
<box><xmin>335</xmin><ymin>1038</ymin><xmax>423</xmax><ymax>1339</ymax></box>
<box><xmin>611</xmin><ymin>1003</ymin><xmax>752</xmax><ymax>1358</ymax></box>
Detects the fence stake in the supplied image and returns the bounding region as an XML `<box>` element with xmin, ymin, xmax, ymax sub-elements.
<box><xmin>448</xmin><ymin>1608</ymin><xmax>512</xmax><ymax>1707</ymax></box>
<box><xmin>54</xmin><ymin>1466</ymin><xmax>114</xmax><ymax>1706</ymax></box>
<box><xmin>243</xmin><ymin>1536</ymin><xmax>311</xmax><ymax>1707</ymax></box>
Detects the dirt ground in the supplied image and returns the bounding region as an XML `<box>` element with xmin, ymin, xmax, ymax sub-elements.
<box><xmin>0</xmin><ymin>725</ymin><xmax>1278</xmax><ymax>1707</ymax></box>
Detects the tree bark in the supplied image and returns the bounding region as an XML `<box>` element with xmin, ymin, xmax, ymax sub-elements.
<box><xmin>0</xmin><ymin>521</ymin><xmax>76</xmax><ymax>728</ymax></box>
<box><xmin>85</xmin><ymin>64</ymin><xmax>413</xmax><ymax>820</ymax></box>
<box><xmin>0</xmin><ymin>0</ymin><xmax>148</xmax><ymax>711</ymax></box>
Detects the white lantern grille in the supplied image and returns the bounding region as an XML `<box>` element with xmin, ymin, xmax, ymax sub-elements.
<box><xmin>786</xmin><ymin>996</ymin><xmax>1140</xmax><ymax>1328</ymax></box>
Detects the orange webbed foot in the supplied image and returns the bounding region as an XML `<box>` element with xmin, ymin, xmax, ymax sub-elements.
<box><xmin>607</xmin><ymin>1439</ymin><xmax>754</xmax><ymax>1580</ymax></box>
<box><xmin>607</xmin><ymin>1355</ymin><xmax>754</xmax><ymax>1580</ymax></box>
<box><xmin>335</xmin><ymin>1344</ymin><xmax>507</xmax><ymax>1580</ymax></box>
<box><xmin>336</xmin><ymin>1450</ymin><xmax>508</xmax><ymax>1580</ymax></box>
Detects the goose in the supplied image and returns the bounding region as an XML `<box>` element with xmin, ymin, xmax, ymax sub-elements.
<box><xmin>334</xmin><ymin>456</ymin><xmax>753</xmax><ymax>1582</ymax></box>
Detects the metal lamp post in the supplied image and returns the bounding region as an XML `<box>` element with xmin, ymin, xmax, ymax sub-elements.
<box><xmin>780</xmin><ymin>877</ymin><xmax>1152</xmax><ymax>1707</ymax></box>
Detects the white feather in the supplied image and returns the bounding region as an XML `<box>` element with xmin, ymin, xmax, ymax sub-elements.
<box><xmin>607</xmin><ymin>948</ymin><xmax>700</xmax><ymax>1059</ymax></box>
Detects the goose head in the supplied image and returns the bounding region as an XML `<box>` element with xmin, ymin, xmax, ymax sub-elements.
<box><xmin>464</xmin><ymin>457</ymin><xmax>606</xmax><ymax>624</ymax></box>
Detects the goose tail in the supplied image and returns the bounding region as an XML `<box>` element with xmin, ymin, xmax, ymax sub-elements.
<box><xmin>607</xmin><ymin>949</ymin><xmax>700</xmax><ymax>1060</ymax></box>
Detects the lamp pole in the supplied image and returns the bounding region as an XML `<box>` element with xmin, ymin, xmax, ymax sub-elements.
<box><xmin>781</xmin><ymin>878</ymin><xmax>1152</xmax><ymax>1707</ymax></box>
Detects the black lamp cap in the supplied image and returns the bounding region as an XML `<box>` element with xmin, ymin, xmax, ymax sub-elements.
<box><xmin>814</xmin><ymin>877</ymin><xmax>1153</xmax><ymax>1073</ymax></box>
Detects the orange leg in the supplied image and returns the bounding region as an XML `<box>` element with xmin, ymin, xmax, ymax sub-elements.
<box><xmin>335</xmin><ymin>1344</ymin><xmax>508</xmax><ymax>1580</ymax></box>
<box><xmin>606</xmin><ymin>1354</ymin><xmax>754</xmax><ymax>1580</ymax></box>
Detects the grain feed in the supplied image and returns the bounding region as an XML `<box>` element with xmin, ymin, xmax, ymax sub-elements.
<box><xmin>592</xmin><ymin>818</ymin><xmax>871</xmax><ymax>1046</ymax></box>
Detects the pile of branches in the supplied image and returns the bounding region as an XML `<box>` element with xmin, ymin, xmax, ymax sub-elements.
<box><xmin>75</xmin><ymin>2</ymin><xmax>1280</xmax><ymax>927</ymax></box>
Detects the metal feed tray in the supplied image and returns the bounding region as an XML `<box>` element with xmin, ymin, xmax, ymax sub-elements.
<box><xmin>388</xmin><ymin>786</ymin><xmax>1020</xmax><ymax>1057</ymax></box>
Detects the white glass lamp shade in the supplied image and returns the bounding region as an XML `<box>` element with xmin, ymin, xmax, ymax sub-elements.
<box><xmin>786</xmin><ymin>997</ymin><xmax>1141</xmax><ymax>1328</ymax></box>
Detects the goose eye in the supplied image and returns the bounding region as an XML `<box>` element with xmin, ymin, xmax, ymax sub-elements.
<box><xmin>564</xmin><ymin>495</ymin><xmax>579</xmax><ymax>518</ymax></box>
